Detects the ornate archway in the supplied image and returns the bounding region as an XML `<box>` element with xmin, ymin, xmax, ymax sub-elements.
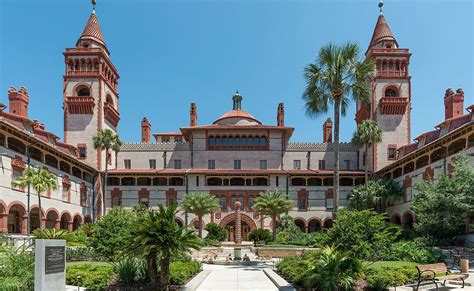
<box><xmin>219</xmin><ymin>213</ymin><xmax>257</xmax><ymax>241</ymax></box>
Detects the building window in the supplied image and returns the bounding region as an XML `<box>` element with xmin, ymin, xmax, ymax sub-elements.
<box><xmin>276</xmin><ymin>176</ymin><xmax>279</xmax><ymax>187</ymax></box>
<box><xmin>248</xmin><ymin>197</ymin><xmax>254</xmax><ymax>210</ymax></box>
<box><xmin>124</xmin><ymin>159</ymin><xmax>131</xmax><ymax>169</ymax></box>
<box><xmin>234</xmin><ymin>160</ymin><xmax>241</xmax><ymax>170</ymax></box>
<box><xmin>293</xmin><ymin>160</ymin><xmax>301</xmax><ymax>170</ymax></box>
<box><xmin>112</xmin><ymin>196</ymin><xmax>122</xmax><ymax>207</ymax></box>
<box><xmin>387</xmin><ymin>146</ymin><xmax>397</xmax><ymax>160</ymax></box>
<box><xmin>385</xmin><ymin>88</ymin><xmax>398</xmax><ymax>97</ymax></box>
<box><xmin>318</xmin><ymin>160</ymin><xmax>326</xmax><ymax>170</ymax></box>
<box><xmin>220</xmin><ymin>197</ymin><xmax>227</xmax><ymax>211</ymax></box>
<box><xmin>167</xmin><ymin>197</ymin><xmax>177</xmax><ymax>206</ymax></box>
<box><xmin>174</xmin><ymin>160</ymin><xmax>182</xmax><ymax>169</ymax></box>
<box><xmin>260</xmin><ymin>160</ymin><xmax>267</xmax><ymax>170</ymax></box>
<box><xmin>149</xmin><ymin>159</ymin><xmax>156</xmax><ymax>169</ymax></box>
<box><xmin>208</xmin><ymin>160</ymin><xmax>215</xmax><ymax>170</ymax></box>
<box><xmin>62</xmin><ymin>186</ymin><xmax>70</xmax><ymax>203</ymax></box>
<box><xmin>196</xmin><ymin>176</ymin><xmax>199</xmax><ymax>187</ymax></box>
<box><xmin>298</xmin><ymin>198</ymin><xmax>307</xmax><ymax>211</ymax></box>
<box><xmin>326</xmin><ymin>197</ymin><xmax>333</xmax><ymax>210</ymax></box>
<box><xmin>342</xmin><ymin>160</ymin><xmax>351</xmax><ymax>170</ymax></box>
<box><xmin>78</xmin><ymin>146</ymin><xmax>87</xmax><ymax>159</ymax></box>
<box><xmin>11</xmin><ymin>169</ymin><xmax>23</xmax><ymax>191</ymax></box>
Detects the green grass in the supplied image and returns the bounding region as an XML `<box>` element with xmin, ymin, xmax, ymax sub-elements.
<box><xmin>366</xmin><ymin>261</ymin><xmax>417</xmax><ymax>271</ymax></box>
<box><xmin>67</xmin><ymin>261</ymin><xmax>112</xmax><ymax>267</ymax></box>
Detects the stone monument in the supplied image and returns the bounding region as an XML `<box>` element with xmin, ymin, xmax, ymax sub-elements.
<box><xmin>35</xmin><ymin>239</ymin><xmax>66</xmax><ymax>291</ymax></box>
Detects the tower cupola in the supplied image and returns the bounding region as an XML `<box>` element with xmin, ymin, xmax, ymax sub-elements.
<box><xmin>232</xmin><ymin>90</ymin><xmax>242</xmax><ymax>110</ymax></box>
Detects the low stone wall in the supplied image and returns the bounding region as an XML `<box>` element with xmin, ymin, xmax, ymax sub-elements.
<box><xmin>252</xmin><ymin>247</ymin><xmax>319</xmax><ymax>258</ymax></box>
<box><xmin>191</xmin><ymin>247</ymin><xmax>222</xmax><ymax>259</ymax></box>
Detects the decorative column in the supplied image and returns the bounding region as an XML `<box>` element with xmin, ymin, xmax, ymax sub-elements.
<box><xmin>21</xmin><ymin>214</ymin><xmax>28</xmax><ymax>235</ymax></box>
<box><xmin>0</xmin><ymin>213</ymin><xmax>7</xmax><ymax>233</ymax></box>
<box><xmin>234</xmin><ymin>201</ymin><xmax>242</xmax><ymax>245</ymax></box>
<box><xmin>54</xmin><ymin>219</ymin><xmax>61</xmax><ymax>229</ymax></box>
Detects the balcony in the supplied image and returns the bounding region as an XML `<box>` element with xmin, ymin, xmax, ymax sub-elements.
<box><xmin>65</xmin><ymin>97</ymin><xmax>95</xmax><ymax>114</ymax></box>
<box><xmin>355</xmin><ymin>103</ymin><xmax>371</xmax><ymax>123</ymax></box>
<box><xmin>376</xmin><ymin>71</ymin><xmax>408</xmax><ymax>78</ymax></box>
<box><xmin>379</xmin><ymin>97</ymin><xmax>408</xmax><ymax>115</ymax></box>
<box><xmin>104</xmin><ymin>102</ymin><xmax>120</xmax><ymax>127</ymax></box>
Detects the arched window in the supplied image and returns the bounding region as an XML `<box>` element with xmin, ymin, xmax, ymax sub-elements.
<box><xmin>169</xmin><ymin>177</ymin><xmax>184</xmax><ymax>186</ymax></box>
<box><xmin>393</xmin><ymin>167</ymin><xmax>403</xmax><ymax>178</ymax></box>
<box><xmin>83</xmin><ymin>172</ymin><xmax>92</xmax><ymax>183</ymax></box>
<box><xmin>416</xmin><ymin>155</ymin><xmax>429</xmax><ymax>169</ymax></box>
<box><xmin>307</xmin><ymin>178</ymin><xmax>322</xmax><ymax>186</ymax></box>
<box><xmin>448</xmin><ymin>138</ymin><xmax>466</xmax><ymax>156</ymax></box>
<box><xmin>253</xmin><ymin>178</ymin><xmax>268</xmax><ymax>186</ymax></box>
<box><xmin>45</xmin><ymin>154</ymin><xmax>58</xmax><ymax>168</ymax></box>
<box><xmin>207</xmin><ymin>178</ymin><xmax>222</xmax><ymax>186</ymax></box>
<box><xmin>241</xmin><ymin>136</ymin><xmax>247</xmax><ymax>145</ymax></box>
<box><xmin>340</xmin><ymin>178</ymin><xmax>353</xmax><ymax>186</ymax></box>
<box><xmin>222</xmin><ymin>136</ymin><xmax>228</xmax><ymax>145</ymax></box>
<box><xmin>72</xmin><ymin>167</ymin><xmax>82</xmax><ymax>178</ymax></box>
<box><xmin>234</xmin><ymin>136</ymin><xmax>240</xmax><ymax>145</ymax></box>
<box><xmin>107</xmin><ymin>177</ymin><xmax>120</xmax><ymax>186</ymax></box>
<box><xmin>291</xmin><ymin>178</ymin><xmax>306</xmax><ymax>186</ymax></box>
<box><xmin>137</xmin><ymin>177</ymin><xmax>152</xmax><ymax>186</ymax></box>
<box><xmin>106</xmin><ymin>94</ymin><xmax>113</xmax><ymax>105</ymax></box>
<box><xmin>261</xmin><ymin>136</ymin><xmax>267</xmax><ymax>145</ymax></box>
<box><xmin>215</xmin><ymin>136</ymin><xmax>221</xmax><ymax>145</ymax></box>
<box><xmin>208</xmin><ymin>136</ymin><xmax>215</xmax><ymax>145</ymax></box>
<box><xmin>29</xmin><ymin>147</ymin><xmax>43</xmax><ymax>162</ymax></box>
<box><xmin>248</xmin><ymin>136</ymin><xmax>254</xmax><ymax>145</ymax></box>
<box><xmin>153</xmin><ymin>177</ymin><xmax>167</xmax><ymax>186</ymax></box>
<box><xmin>59</xmin><ymin>161</ymin><xmax>70</xmax><ymax>173</ymax></box>
<box><xmin>230</xmin><ymin>178</ymin><xmax>245</xmax><ymax>186</ymax></box>
<box><xmin>77</xmin><ymin>87</ymin><xmax>90</xmax><ymax>97</ymax></box>
<box><xmin>385</xmin><ymin>88</ymin><xmax>398</xmax><ymax>97</ymax></box>
<box><xmin>7</xmin><ymin>137</ymin><xmax>26</xmax><ymax>154</ymax></box>
<box><xmin>228</xmin><ymin>135</ymin><xmax>234</xmax><ymax>145</ymax></box>
<box><xmin>254</xmin><ymin>136</ymin><xmax>260</xmax><ymax>145</ymax></box>
<box><xmin>121</xmin><ymin>177</ymin><xmax>136</xmax><ymax>186</ymax></box>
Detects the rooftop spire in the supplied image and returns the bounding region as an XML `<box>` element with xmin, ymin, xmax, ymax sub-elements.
<box><xmin>232</xmin><ymin>90</ymin><xmax>242</xmax><ymax>110</ymax></box>
<box><xmin>378</xmin><ymin>0</ymin><xmax>383</xmax><ymax>15</ymax></box>
<box><xmin>76</xmin><ymin>1</ymin><xmax>108</xmax><ymax>54</ymax></box>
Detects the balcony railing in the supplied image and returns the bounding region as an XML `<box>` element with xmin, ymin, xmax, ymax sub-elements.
<box><xmin>376</xmin><ymin>71</ymin><xmax>408</xmax><ymax>78</ymax></box>
<box><xmin>104</xmin><ymin>102</ymin><xmax>120</xmax><ymax>127</ymax></box>
<box><xmin>65</xmin><ymin>96</ymin><xmax>95</xmax><ymax>114</ymax></box>
<box><xmin>379</xmin><ymin>97</ymin><xmax>408</xmax><ymax>115</ymax></box>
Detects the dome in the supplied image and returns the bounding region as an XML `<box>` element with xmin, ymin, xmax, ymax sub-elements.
<box><xmin>213</xmin><ymin>110</ymin><xmax>261</xmax><ymax>126</ymax></box>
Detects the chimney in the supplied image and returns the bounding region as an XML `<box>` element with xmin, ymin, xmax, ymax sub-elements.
<box><xmin>444</xmin><ymin>88</ymin><xmax>464</xmax><ymax>120</ymax></box>
<box><xmin>190</xmin><ymin>103</ymin><xmax>197</xmax><ymax>127</ymax></box>
<box><xmin>277</xmin><ymin>103</ymin><xmax>285</xmax><ymax>126</ymax></box>
<box><xmin>141</xmin><ymin>117</ymin><xmax>151</xmax><ymax>143</ymax></box>
<box><xmin>8</xmin><ymin>86</ymin><xmax>29</xmax><ymax>118</ymax></box>
<box><xmin>323</xmin><ymin>118</ymin><xmax>333</xmax><ymax>143</ymax></box>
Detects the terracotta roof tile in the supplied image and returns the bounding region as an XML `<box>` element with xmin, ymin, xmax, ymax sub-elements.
<box><xmin>368</xmin><ymin>15</ymin><xmax>397</xmax><ymax>48</ymax></box>
<box><xmin>213</xmin><ymin>110</ymin><xmax>261</xmax><ymax>125</ymax></box>
<box><xmin>77</xmin><ymin>13</ymin><xmax>106</xmax><ymax>48</ymax></box>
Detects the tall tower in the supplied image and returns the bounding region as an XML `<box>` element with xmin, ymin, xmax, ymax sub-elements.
<box><xmin>356</xmin><ymin>1</ymin><xmax>411</xmax><ymax>171</ymax></box>
<box><xmin>63</xmin><ymin>4</ymin><xmax>120</xmax><ymax>171</ymax></box>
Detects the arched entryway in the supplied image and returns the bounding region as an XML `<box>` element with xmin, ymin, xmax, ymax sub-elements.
<box><xmin>30</xmin><ymin>207</ymin><xmax>44</xmax><ymax>232</ymax></box>
<box><xmin>46</xmin><ymin>209</ymin><xmax>59</xmax><ymax>229</ymax></box>
<box><xmin>219</xmin><ymin>213</ymin><xmax>257</xmax><ymax>241</ymax></box>
<box><xmin>402</xmin><ymin>211</ymin><xmax>415</xmax><ymax>229</ymax></box>
<box><xmin>8</xmin><ymin>203</ymin><xmax>26</xmax><ymax>234</ymax></box>
<box><xmin>294</xmin><ymin>218</ymin><xmax>306</xmax><ymax>233</ymax></box>
<box><xmin>72</xmin><ymin>215</ymin><xmax>83</xmax><ymax>231</ymax></box>
<box><xmin>175</xmin><ymin>217</ymin><xmax>184</xmax><ymax>227</ymax></box>
<box><xmin>308</xmin><ymin>218</ymin><xmax>322</xmax><ymax>233</ymax></box>
<box><xmin>323</xmin><ymin>219</ymin><xmax>333</xmax><ymax>229</ymax></box>
<box><xmin>390</xmin><ymin>214</ymin><xmax>402</xmax><ymax>226</ymax></box>
<box><xmin>60</xmin><ymin>212</ymin><xmax>72</xmax><ymax>231</ymax></box>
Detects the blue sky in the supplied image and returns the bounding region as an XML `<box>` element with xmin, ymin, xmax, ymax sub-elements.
<box><xmin>0</xmin><ymin>0</ymin><xmax>472</xmax><ymax>143</ymax></box>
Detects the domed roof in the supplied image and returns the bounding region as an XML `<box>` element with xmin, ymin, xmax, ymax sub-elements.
<box><xmin>213</xmin><ymin>110</ymin><xmax>261</xmax><ymax>126</ymax></box>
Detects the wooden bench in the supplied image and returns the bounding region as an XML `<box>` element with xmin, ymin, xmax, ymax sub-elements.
<box><xmin>416</xmin><ymin>263</ymin><xmax>467</xmax><ymax>290</ymax></box>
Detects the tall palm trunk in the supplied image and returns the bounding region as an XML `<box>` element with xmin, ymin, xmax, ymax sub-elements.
<box><xmin>147</xmin><ymin>250</ymin><xmax>158</xmax><ymax>287</ymax></box>
<box><xmin>198</xmin><ymin>215</ymin><xmax>203</xmax><ymax>238</ymax></box>
<box><xmin>333</xmin><ymin>97</ymin><xmax>341</xmax><ymax>218</ymax></box>
<box><xmin>159</xmin><ymin>253</ymin><xmax>171</xmax><ymax>290</ymax></box>
<box><xmin>271</xmin><ymin>214</ymin><xmax>277</xmax><ymax>241</ymax></box>
<box><xmin>364</xmin><ymin>143</ymin><xmax>369</xmax><ymax>190</ymax></box>
<box><xmin>38</xmin><ymin>190</ymin><xmax>42</xmax><ymax>229</ymax></box>
<box><xmin>103</xmin><ymin>148</ymin><xmax>108</xmax><ymax>217</ymax></box>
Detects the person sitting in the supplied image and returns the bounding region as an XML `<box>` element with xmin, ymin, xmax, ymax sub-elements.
<box><xmin>226</xmin><ymin>254</ymin><xmax>233</xmax><ymax>262</ymax></box>
<box><xmin>243</xmin><ymin>254</ymin><xmax>250</xmax><ymax>262</ymax></box>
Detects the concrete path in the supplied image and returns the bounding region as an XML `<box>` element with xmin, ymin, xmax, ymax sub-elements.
<box><xmin>195</xmin><ymin>263</ymin><xmax>278</xmax><ymax>291</ymax></box>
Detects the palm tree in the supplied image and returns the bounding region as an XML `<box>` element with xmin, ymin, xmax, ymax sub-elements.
<box><xmin>125</xmin><ymin>205</ymin><xmax>202</xmax><ymax>289</ymax></box>
<box><xmin>181</xmin><ymin>192</ymin><xmax>220</xmax><ymax>238</ymax></box>
<box><xmin>303</xmin><ymin>42</ymin><xmax>374</xmax><ymax>217</ymax></box>
<box><xmin>351</xmin><ymin>119</ymin><xmax>383</xmax><ymax>188</ymax></box>
<box><xmin>93</xmin><ymin>129</ymin><xmax>121</xmax><ymax>216</ymax></box>
<box><xmin>12</xmin><ymin>166</ymin><xmax>58</xmax><ymax>230</ymax></box>
<box><xmin>253</xmin><ymin>189</ymin><xmax>293</xmax><ymax>241</ymax></box>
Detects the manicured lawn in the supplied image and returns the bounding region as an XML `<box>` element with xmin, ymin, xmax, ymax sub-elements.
<box><xmin>67</xmin><ymin>261</ymin><xmax>112</xmax><ymax>267</ymax></box>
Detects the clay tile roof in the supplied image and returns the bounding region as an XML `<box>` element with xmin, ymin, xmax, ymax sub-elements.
<box><xmin>286</xmin><ymin>142</ymin><xmax>357</xmax><ymax>152</ymax></box>
<box><xmin>213</xmin><ymin>110</ymin><xmax>261</xmax><ymax>125</ymax></box>
<box><xmin>77</xmin><ymin>13</ymin><xmax>106</xmax><ymax>47</ymax></box>
<box><xmin>368</xmin><ymin>15</ymin><xmax>397</xmax><ymax>48</ymax></box>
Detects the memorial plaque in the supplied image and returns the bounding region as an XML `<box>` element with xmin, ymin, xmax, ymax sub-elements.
<box><xmin>44</xmin><ymin>246</ymin><xmax>65</xmax><ymax>274</ymax></box>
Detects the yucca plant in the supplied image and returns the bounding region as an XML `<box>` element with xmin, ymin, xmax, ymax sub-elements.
<box><xmin>78</xmin><ymin>223</ymin><xmax>95</xmax><ymax>237</ymax></box>
<box><xmin>32</xmin><ymin>228</ymin><xmax>73</xmax><ymax>241</ymax></box>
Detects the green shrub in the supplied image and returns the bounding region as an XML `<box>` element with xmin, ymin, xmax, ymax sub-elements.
<box><xmin>327</xmin><ymin>209</ymin><xmax>400</xmax><ymax>260</ymax></box>
<box><xmin>248</xmin><ymin>228</ymin><xmax>272</xmax><ymax>246</ymax></box>
<box><xmin>276</xmin><ymin>254</ymin><xmax>311</xmax><ymax>285</ymax></box>
<box><xmin>66</xmin><ymin>262</ymin><xmax>114</xmax><ymax>290</ymax></box>
<box><xmin>89</xmin><ymin>207</ymin><xmax>133</xmax><ymax>260</ymax></box>
<box><xmin>204</xmin><ymin>223</ymin><xmax>227</xmax><ymax>242</ymax></box>
<box><xmin>113</xmin><ymin>258</ymin><xmax>140</xmax><ymax>285</ymax></box>
<box><xmin>382</xmin><ymin>241</ymin><xmax>444</xmax><ymax>263</ymax></box>
<box><xmin>0</xmin><ymin>241</ymin><xmax>34</xmax><ymax>290</ymax></box>
<box><xmin>169</xmin><ymin>260</ymin><xmax>202</xmax><ymax>285</ymax></box>
<box><xmin>364</xmin><ymin>261</ymin><xmax>418</xmax><ymax>290</ymax></box>
<box><xmin>32</xmin><ymin>228</ymin><xmax>73</xmax><ymax>241</ymax></box>
<box><xmin>66</xmin><ymin>246</ymin><xmax>105</xmax><ymax>262</ymax></box>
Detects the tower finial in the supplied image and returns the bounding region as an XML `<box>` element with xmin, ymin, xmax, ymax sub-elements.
<box><xmin>378</xmin><ymin>0</ymin><xmax>383</xmax><ymax>15</ymax></box>
<box><xmin>232</xmin><ymin>90</ymin><xmax>242</xmax><ymax>110</ymax></box>
<box><xmin>92</xmin><ymin>0</ymin><xmax>97</xmax><ymax>14</ymax></box>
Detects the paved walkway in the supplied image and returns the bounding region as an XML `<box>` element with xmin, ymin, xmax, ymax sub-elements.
<box><xmin>195</xmin><ymin>263</ymin><xmax>278</xmax><ymax>291</ymax></box>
